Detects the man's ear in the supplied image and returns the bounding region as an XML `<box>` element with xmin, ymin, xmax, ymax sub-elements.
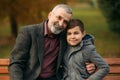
<box><xmin>48</xmin><ymin>12</ymin><xmax>52</xmax><ymax>19</ymax></box>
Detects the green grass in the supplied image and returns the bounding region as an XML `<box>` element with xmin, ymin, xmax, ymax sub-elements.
<box><xmin>0</xmin><ymin>5</ymin><xmax>120</xmax><ymax>58</ymax></box>
<box><xmin>0</xmin><ymin>25</ymin><xmax>11</xmax><ymax>37</ymax></box>
<box><xmin>0</xmin><ymin>20</ymin><xmax>14</xmax><ymax>58</ymax></box>
<box><xmin>0</xmin><ymin>43</ymin><xmax>13</xmax><ymax>58</ymax></box>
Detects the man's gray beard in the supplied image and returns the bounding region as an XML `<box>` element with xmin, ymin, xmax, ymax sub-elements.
<box><xmin>49</xmin><ymin>24</ymin><xmax>63</xmax><ymax>34</ymax></box>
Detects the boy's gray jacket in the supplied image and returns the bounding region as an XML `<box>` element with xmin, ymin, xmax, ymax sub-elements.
<box><xmin>64</xmin><ymin>34</ymin><xmax>109</xmax><ymax>80</ymax></box>
<box><xmin>8</xmin><ymin>20</ymin><xmax>67</xmax><ymax>80</ymax></box>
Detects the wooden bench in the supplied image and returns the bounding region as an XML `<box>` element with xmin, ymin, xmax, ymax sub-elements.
<box><xmin>0</xmin><ymin>59</ymin><xmax>10</xmax><ymax>80</ymax></box>
<box><xmin>103</xmin><ymin>58</ymin><xmax>120</xmax><ymax>80</ymax></box>
<box><xmin>0</xmin><ymin>58</ymin><xmax>120</xmax><ymax>80</ymax></box>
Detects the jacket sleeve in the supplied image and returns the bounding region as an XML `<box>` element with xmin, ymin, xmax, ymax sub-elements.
<box><xmin>85</xmin><ymin>47</ymin><xmax>110</xmax><ymax>80</ymax></box>
<box><xmin>8</xmin><ymin>26</ymin><xmax>31</xmax><ymax>80</ymax></box>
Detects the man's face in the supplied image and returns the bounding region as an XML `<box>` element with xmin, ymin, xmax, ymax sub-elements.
<box><xmin>48</xmin><ymin>8</ymin><xmax>72</xmax><ymax>34</ymax></box>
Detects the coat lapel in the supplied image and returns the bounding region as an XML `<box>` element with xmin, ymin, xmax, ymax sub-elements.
<box><xmin>56</xmin><ymin>31</ymin><xmax>67</xmax><ymax>71</ymax></box>
<box><xmin>36</xmin><ymin>22</ymin><xmax>44</xmax><ymax>68</ymax></box>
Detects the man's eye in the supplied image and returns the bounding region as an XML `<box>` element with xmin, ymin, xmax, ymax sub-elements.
<box><xmin>57</xmin><ymin>16</ymin><xmax>62</xmax><ymax>20</ymax></box>
<box><xmin>64</xmin><ymin>20</ymin><xmax>68</xmax><ymax>24</ymax></box>
<box><xmin>56</xmin><ymin>16</ymin><xmax>68</xmax><ymax>24</ymax></box>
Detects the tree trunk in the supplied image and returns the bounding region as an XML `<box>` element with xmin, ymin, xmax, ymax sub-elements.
<box><xmin>9</xmin><ymin>15</ymin><xmax>18</xmax><ymax>38</ymax></box>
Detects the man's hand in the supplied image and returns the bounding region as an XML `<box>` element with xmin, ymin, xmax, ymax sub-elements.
<box><xmin>86</xmin><ymin>63</ymin><xmax>96</xmax><ymax>74</ymax></box>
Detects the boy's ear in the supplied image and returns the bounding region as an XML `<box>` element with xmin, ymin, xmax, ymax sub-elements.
<box><xmin>82</xmin><ymin>31</ymin><xmax>86</xmax><ymax>38</ymax></box>
<box><xmin>83</xmin><ymin>31</ymin><xmax>86</xmax><ymax>35</ymax></box>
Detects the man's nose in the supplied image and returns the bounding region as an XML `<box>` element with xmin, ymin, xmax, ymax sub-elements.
<box><xmin>59</xmin><ymin>20</ymin><xmax>64</xmax><ymax>27</ymax></box>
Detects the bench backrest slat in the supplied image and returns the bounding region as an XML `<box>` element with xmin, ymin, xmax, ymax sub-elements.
<box><xmin>0</xmin><ymin>59</ymin><xmax>9</xmax><ymax>66</ymax></box>
<box><xmin>0</xmin><ymin>76</ymin><xmax>10</xmax><ymax>80</ymax></box>
<box><xmin>109</xmin><ymin>66</ymin><xmax>120</xmax><ymax>74</ymax></box>
<box><xmin>0</xmin><ymin>67</ymin><xmax>8</xmax><ymax>74</ymax></box>
<box><xmin>104</xmin><ymin>76</ymin><xmax>120</xmax><ymax>80</ymax></box>
<box><xmin>104</xmin><ymin>58</ymin><xmax>120</xmax><ymax>65</ymax></box>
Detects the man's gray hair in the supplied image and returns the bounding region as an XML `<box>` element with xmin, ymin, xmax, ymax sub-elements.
<box><xmin>52</xmin><ymin>4</ymin><xmax>72</xmax><ymax>14</ymax></box>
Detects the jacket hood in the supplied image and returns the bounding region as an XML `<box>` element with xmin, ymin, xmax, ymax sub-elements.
<box><xmin>82</xmin><ymin>34</ymin><xmax>94</xmax><ymax>46</ymax></box>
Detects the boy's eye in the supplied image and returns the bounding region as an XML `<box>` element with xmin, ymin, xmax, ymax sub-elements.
<box><xmin>74</xmin><ymin>32</ymin><xmax>79</xmax><ymax>34</ymax></box>
<box><xmin>67</xmin><ymin>32</ymin><xmax>71</xmax><ymax>35</ymax></box>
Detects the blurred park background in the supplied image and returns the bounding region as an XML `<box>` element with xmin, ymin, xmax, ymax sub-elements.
<box><xmin>0</xmin><ymin>0</ymin><xmax>120</xmax><ymax>58</ymax></box>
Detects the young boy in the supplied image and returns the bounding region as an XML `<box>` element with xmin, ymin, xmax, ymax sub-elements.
<box><xmin>63</xmin><ymin>19</ymin><xmax>109</xmax><ymax>80</ymax></box>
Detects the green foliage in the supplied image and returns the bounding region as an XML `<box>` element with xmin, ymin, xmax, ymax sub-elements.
<box><xmin>0</xmin><ymin>0</ymin><xmax>67</xmax><ymax>24</ymax></box>
<box><xmin>0</xmin><ymin>0</ymin><xmax>67</xmax><ymax>37</ymax></box>
<box><xmin>97</xmin><ymin>0</ymin><xmax>120</xmax><ymax>35</ymax></box>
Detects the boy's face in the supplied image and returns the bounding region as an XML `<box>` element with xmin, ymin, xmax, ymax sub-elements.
<box><xmin>67</xmin><ymin>26</ymin><xmax>84</xmax><ymax>46</ymax></box>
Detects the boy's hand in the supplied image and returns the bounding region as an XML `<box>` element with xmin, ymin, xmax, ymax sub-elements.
<box><xmin>86</xmin><ymin>63</ymin><xmax>96</xmax><ymax>74</ymax></box>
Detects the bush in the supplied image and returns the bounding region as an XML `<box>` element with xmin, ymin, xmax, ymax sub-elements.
<box><xmin>97</xmin><ymin>0</ymin><xmax>120</xmax><ymax>35</ymax></box>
